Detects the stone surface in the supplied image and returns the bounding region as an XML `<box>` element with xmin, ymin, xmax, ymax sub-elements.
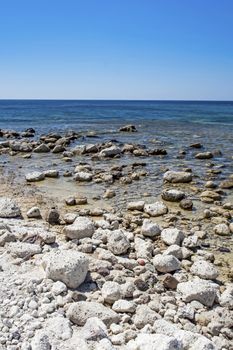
<box><xmin>64</xmin><ymin>216</ymin><xmax>95</xmax><ymax>239</ymax></box>
<box><xmin>163</xmin><ymin>171</ymin><xmax>192</xmax><ymax>183</ymax></box>
<box><xmin>144</xmin><ymin>202</ymin><xmax>168</xmax><ymax>217</ymax></box>
<box><xmin>0</xmin><ymin>197</ymin><xmax>21</xmax><ymax>218</ymax></box>
<box><xmin>25</xmin><ymin>171</ymin><xmax>45</xmax><ymax>182</ymax></box>
<box><xmin>161</xmin><ymin>228</ymin><xmax>184</xmax><ymax>246</ymax></box>
<box><xmin>27</xmin><ymin>206</ymin><xmax>41</xmax><ymax>218</ymax></box>
<box><xmin>162</xmin><ymin>189</ymin><xmax>185</xmax><ymax>202</ymax></box>
<box><xmin>177</xmin><ymin>279</ymin><xmax>218</xmax><ymax>306</ymax></box>
<box><xmin>153</xmin><ymin>254</ymin><xmax>181</xmax><ymax>273</ymax></box>
<box><xmin>127</xmin><ymin>333</ymin><xmax>182</xmax><ymax>350</ymax></box>
<box><xmin>107</xmin><ymin>229</ymin><xmax>130</xmax><ymax>255</ymax></box>
<box><xmin>42</xmin><ymin>250</ymin><xmax>89</xmax><ymax>288</ymax></box>
<box><xmin>127</xmin><ymin>201</ymin><xmax>145</xmax><ymax>211</ymax></box>
<box><xmin>190</xmin><ymin>260</ymin><xmax>218</xmax><ymax>280</ymax></box>
<box><xmin>141</xmin><ymin>219</ymin><xmax>161</xmax><ymax>238</ymax></box>
<box><xmin>102</xmin><ymin>281</ymin><xmax>121</xmax><ymax>304</ymax></box>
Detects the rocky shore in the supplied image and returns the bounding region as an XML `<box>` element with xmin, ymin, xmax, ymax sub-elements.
<box><xmin>0</xmin><ymin>125</ymin><xmax>232</xmax><ymax>350</ymax></box>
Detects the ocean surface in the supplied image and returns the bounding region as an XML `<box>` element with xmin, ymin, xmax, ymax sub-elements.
<box><xmin>0</xmin><ymin>100</ymin><xmax>233</xmax><ymax>134</ymax></box>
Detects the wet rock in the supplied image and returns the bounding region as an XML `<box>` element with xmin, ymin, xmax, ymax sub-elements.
<box><xmin>190</xmin><ymin>260</ymin><xmax>218</xmax><ymax>280</ymax></box>
<box><xmin>27</xmin><ymin>207</ymin><xmax>41</xmax><ymax>218</ymax></box>
<box><xmin>200</xmin><ymin>190</ymin><xmax>221</xmax><ymax>201</ymax></box>
<box><xmin>162</xmin><ymin>189</ymin><xmax>185</xmax><ymax>202</ymax></box>
<box><xmin>34</xmin><ymin>143</ymin><xmax>50</xmax><ymax>153</ymax></box>
<box><xmin>214</xmin><ymin>223</ymin><xmax>230</xmax><ymax>236</ymax></box>
<box><xmin>127</xmin><ymin>201</ymin><xmax>145</xmax><ymax>211</ymax></box>
<box><xmin>42</xmin><ymin>250</ymin><xmax>88</xmax><ymax>288</ymax></box>
<box><xmin>190</xmin><ymin>143</ymin><xmax>202</xmax><ymax>148</ymax></box>
<box><xmin>64</xmin><ymin>216</ymin><xmax>95</xmax><ymax>239</ymax></box>
<box><xmin>44</xmin><ymin>169</ymin><xmax>59</xmax><ymax>178</ymax></box>
<box><xmin>177</xmin><ymin>279</ymin><xmax>218</xmax><ymax>306</ymax></box>
<box><xmin>99</xmin><ymin>146</ymin><xmax>121</xmax><ymax>157</ymax></box>
<box><xmin>179</xmin><ymin>199</ymin><xmax>193</xmax><ymax>210</ymax></box>
<box><xmin>107</xmin><ymin>229</ymin><xmax>130</xmax><ymax>255</ymax></box>
<box><xmin>74</xmin><ymin>172</ymin><xmax>93</xmax><ymax>182</ymax></box>
<box><xmin>144</xmin><ymin>201</ymin><xmax>168</xmax><ymax>217</ymax></box>
<box><xmin>163</xmin><ymin>171</ymin><xmax>192</xmax><ymax>183</ymax></box>
<box><xmin>195</xmin><ymin>152</ymin><xmax>213</xmax><ymax>159</ymax></box>
<box><xmin>67</xmin><ymin>301</ymin><xmax>119</xmax><ymax>326</ymax></box>
<box><xmin>26</xmin><ymin>171</ymin><xmax>45</xmax><ymax>182</ymax></box>
<box><xmin>52</xmin><ymin>145</ymin><xmax>66</xmax><ymax>153</ymax></box>
<box><xmin>119</xmin><ymin>125</ymin><xmax>137</xmax><ymax>132</ymax></box>
<box><xmin>219</xmin><ymin>179</ymin><xmax>233</xmax><ymax>189</ymax></box>
<box><xmin>141</xmin><ymin>219</ymin><xmax>161</xmax><ymax>238</ymax></box>
<box><xmin>65</xmin><ymin>197</ymin><xmax>76</xmax><ymax>206</ymax></box>
<box><xmin>161</xmin><ymin>228</ymin><xmax>184</xmax><ymax>246</ymax></box>
<box><xmin>103</xmin><ymin>189</ymin><xmax>116</xmax><ymax>199</ymax></box>
<box><xmin>0</xmin><ymin>197</ymin><xmax>21</xmax><ymax>218</ymax></box>
<box><xmin>153</xmin><ymin>254</ymin><xmax>181</xmax><ymax>273</ymax></box>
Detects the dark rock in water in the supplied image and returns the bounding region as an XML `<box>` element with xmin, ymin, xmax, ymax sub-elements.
<box><xmin>65</xmin><ymin>197</ymin><xmax>76</xmax><ymax>206</ymax></box>
<box><xmin>190</xmin><ymin>143</ymin><xmax>202</xmax><ymax>148</ymax></box>
<box><xmin>220</xmin><ymin>179</ymin><xmax>233</xmax><ymax>189</ymax></box>
<box><xmin>25</xmin><ymin>128</ymin><xmax>35</xmax><ymax>134</ymax></box>
<box><xmin>46</xmin><ymin>208</ymin><xmax>60</xmax><ymax>225</ymax></box>
<box><xmin>149</xmin><ymin>148</ymin><xmax>167</xmax><ymax>155</ymax></box>
<box><xmin>195</xmin><ymin>152</ymin><xmax>213</xmax><ymax>159</ymax></box>
<box><xmin>119</xmin><ymin>125</ymin><xmax>137</xmax><ymax>132</ymax></box>
<box><xmin>218</xmin><ymin>247</ymin><xmax>231</xmax><ymax>253</ymax></box>
<box><xmin>179</xmin><ymin>199</ymin><xmax>193</xmax><ymax>210</ymax></box>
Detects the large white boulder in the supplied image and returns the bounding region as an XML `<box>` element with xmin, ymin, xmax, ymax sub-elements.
<box><xmin>42</xmin><ymin>250</ymin><xmax>89</xmax><ymax>288</ymax></box>
<box><xmin>144</xmin><ymin>202</ymin><xmax>168</xmax><ymax>217</ymax></box>
<box><xmin>107</xmin><ymin>229</ymin><xmax>130</xmax><ymax>255</ymax></box>
<box><xmin>0</xmin><ymin>197</ymin><xmax>21</xmax><ymax>218</ymax></box>
<box><xmin>127</xmin><ymin>333</ymin><xmax>182</xmax><ymax>350</ymax></box>
<box><xmin>64</xmin><ymin>216</ymin><xmax>95</xmax><ymax>239</ymax></box>
<box><xmin>163</xmin><ymin>171</ymin><xmax>192</xmax><ymax>183</ymax></box>
<box><xmin>141</xmin><ymin>219</ymin><xmax>161</xmax><ymax>238</ymax></box>
<box><xmin>67</xmin><ymin>301</ymin><xmax>120</xmax><ymax>326</ymax></box>
<box><xmin>25</xmin><ymin>171</ymin><xmax>45</xmax><ymax>182</ymax></box>
<box><xmin>177</xmin><ymin>279</ymin><xmax>218</xmax><ymax>307</ymax></box>
<box><xmin>161</xmin><ymin>228</ymin><xmax>184</xmax><ymax>246</ymax></box>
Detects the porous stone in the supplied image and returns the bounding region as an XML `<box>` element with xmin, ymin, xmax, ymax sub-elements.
<box><xmin>153</xmin><ymin>254</ymin><xmax>180</xmax><ymax>273</ymax></box>
<box><xmin>163</xmin><ymin>171</ymin><xmax>192</xmax><ymax>183</ymax></box>
<box><xmin>127</xmin><ymin>201</ymin><xmax>145</xmax><ymax>211</ymax></box>
<box><xmin>42</xmin><ymin>250</ymin><xmax>89</xmax><ymax>288</ymax></box>
<box><xmin>74</xmin><ymin>172</ymin><xmax>92</xmax><ymax>182</ymax></box>
<box><xmin>127</xmin><ymin>333</ymin><xmax>182</xmax><ymax>350</ymax></box>
<box><xmin>214</xmin><ymin>223</ymin><xmax>230</xmax><ymax>236</ymax></box>
<box><xmin>112</xmin><ymin>300</ymin><xmax>136</xmax><ymax>313</ymax></box>
<box><xmin>190</xmin><ymin>260</ymin><xmax>218</xmax><ymax>280</ymax></box>
<box><xmin>79</xmin><ymin>317</ymin><xmax>108</xmax><ymax>341</ymax></box>
<box><xmin>141</xmin><ymin>219</ymin><xmax>161</xmax><ymax>238</ymax></box>
<box><xmin>7</xmin><ymin>242</ymin><xmax>42</xmax><ymax>258</ymax></box>
<box><xmin>26</xmin><ymin>171</ymin><xmax>45</xmax><ymax>182</ymax></box>
<box><xmin>107</xmin><ymin>229</ymin><xmax>130</xmax><ymax>255</ymax></box>
<box><xmin>99</xmin><ymin>146</ymin><xmax>121</xmax><ymax>157</ymax></box>
<box><xmin>64</xmin><ymin>216</ymin><xmax>95</xmax><ymax>239</ymax></box>
<box><xmin>27</xmin><ymin>207</ymin><xmax>41</xmax><ymax>218</ymax></box>
<box><xmin>161</xmin><ymin>228</ymin><xmax>184</xmax><ymax>246</ymax></box>
<box><xmin>144</xmin><ymin>202</ymin><xmax>168</xmax><ymax>217</ymax></box>
<box><xmin>102</xmin><ymin>281</ymin><xmax>121</xmax><ymax>304</ymax></box>
<box><xmin>0</xmin><ymin>197</ymin><xmax>21</xmax><ymax>218</ymax></box>
<box><xmin>162</xmin><ymin>189</ymin><xmax>185</xmax><ymax>202</ymax></box>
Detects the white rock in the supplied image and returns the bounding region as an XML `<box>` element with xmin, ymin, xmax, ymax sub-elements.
<box><xmin>182</xmin><ymin>235</ymin><xmax>198</xmax><ymax>248</ymax></box>
<box><xmin>214</xmin><ymin>223</ymin><xmax>230</xmax><ymax>236</ymax></box>
<box><xmin>80</xmin><ymin>317</ymin><xmax>108</xmax><ymax>341</ymax></box>
<box><xmin>7</xmin><ymin>242</ymin><xmax>42</xmax><ymax>258</ymax></box>
<box><xmin>99</xmin><ymin>146</ymin><xmax>121</xmax><ymax>157</ymax></box>
<box><xmin>163</xmin><ymin>171</ymin><xmax>192</xmax><ymax>183</ymax></box>
<box><xmin>107</xmin><ymin>229</ymin><xmax>130</xmax><ymax>255</ymax></box>
<box><xmin>102</xmin><ymin>281</ymin><xmax>121</xmax><ymax>304</ymax></box>
<box><xmin>67</xmin><ymin>301</ymin><xmax>120</xmax><ymax>326</ymax></box>
<box><xmin>0</xmin><ymin>197</ymin><xmax>21</xmax><ymax>218</ymax></box>
<box><xmin>112</xmin><ymin>300</ymin><xmax>136</xmax><ymax>313</ymax></box>
<box><xmin>42</xmin><ymin>250</ymin><xmax>89</xmax><ymax>288</ymax></box>
<box><xmin>141</xmin><ymin>219</ymin><xmax>161</xmax><ymax>238</ymax></box>
<box><xmin>127</xmin><ymin>333</ymin><xmax>182</xmax><ymax>350</ymax></box>
<box><xmin>31</xmin><ymin>332</ymin><xmax>51</xmax><ymax>350</ymax></box>
<box><xmin>133</xmin><ymin>305</ymin><xmax>160</xmax><ymax>329</ymax></box>
<box><xmin>27</xmin><ymin>207</ymin><xmax>41</xmax><ymax>218</ymax></box>
<box><xmin>64</xmin><ymin>216</ymin><xmax>95</xmax><ymax>239</ymax></box>
<box><xmin>144</xmin><ymin>202</ymin><xmax>168</xmax><ymax>217</ymax></box>
<box><xmin>26</xmin><ymin>171</ymin><xmax>45</xmax><ymax>182</ymax></box>
<box><xmin>162</xmin><ymin>189</ymin><xmax>185</xmax><ymax>202</ymax></box>
<box><xmin>73</xmin><ymin>171</ymin><xmax>92</xmax><ymax>182</ymax></box>
<box><xmin>190</xmin><ymin>260</ymin><xmax>218</xmax><ymax>280</ymax></box>
<box><xmin>177</xmin><ymin>279</ymin><xmax>218</xmax><ymax>306</ymax></box>
<box><xmin>135</xmin><ymin>236</ymin><xmax>153</xmax><ymax>260</ymax></box>
<box><xmin>161</xmin><ymin>228</ymin><xmax>184</xmax><ymax>246</ymax></box>
<box><xmin>163</xmin><ymin>245</ymin><xmax>183</xmax><ymax>260</ymax></box>
<box><xmin>219</xmin><ymin>285</ymin><xmax>233</xmax><ymax>309</ymax></box>
<box><xmin>43</xmin><ymin>169</ymin><xmax>59</xmax><ymax>178</ymax></box>
<box><xmin>44</xmin><ymin>316</ymin><xmax>73</xmax><ymax>341</ymax></box>
<box><xmin>51</xmin><ymin>281</ymin><xmax>67</xmax><ymax>296</ymax></box>
<box><xmin>153</xmin><ymin>254</ymin><xmax>180</xmax><ymax>273</ymax></box>
<box><xmin>127</xmin><ymin>201</ymin><xmax>145</xmax><ymax>211</ymax></box>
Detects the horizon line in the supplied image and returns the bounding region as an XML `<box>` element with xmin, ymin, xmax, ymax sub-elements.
<box><xmin>0</xmin><ymin>98</ymin><xmax>233</xmax><ymax>102</ymax></box>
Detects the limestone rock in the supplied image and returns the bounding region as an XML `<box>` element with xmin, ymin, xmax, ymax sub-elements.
<box><xmin>107</xmin><ymin>229</ymin><xmax>130</xmax><ymax>255</ymax></box>
<box><xmin>102</xmin><ymin>281</ymin><xmax>121</xmax><ymax>304</ymax></box>
<box><xmin>99</xmin><ymin>146</ymin><xmax>121</xmax><ymax>157</ymax></box>
<box><xmin>127</xmin><ymin>333</ymin><xmax>182</xmax><ymax>350</ymax></box>
<box><xmin>163</xmin><ymin>171</ymin><xmax>192</xmax><ymax>183</ymax></box>
<box><xmin>7</xmin><ymin>242</ymin><xmax>42</xmax><ymax>258</ymax></box>
<box><xmin>162</xmin><ymin>189</ymin><xmax>185</xmax><ymax>202</ymax></box>
<box><xmin>161</xmin><ymin>228</ymin><xmax>184</xmax><ymax>246</ymax></box>
<box><xmin>74</xmin><ymin>172</ymin><xmax>92</xmax><ymax>182</ymax></box>
<box><xmin>64</xmin><ymin>216</ymin><xmax>95</xmax><ymax>239</ymax></box>
<box><xmin>141</xmin><ymin>219</ymin><xmax>161</xmax><ymax>238</ymax></box>
<box><xmin>153</xmin><ymin>254</ymin><xmax>180</xmax><ymax>273</ymax></box>
<box><xmin>27</xmin><ymin>207</ymin><xmax>41</xmax><ymax>218</ymax></box>
<box><xmin>190</xmin><ymin>260</ymin><xmax>218</xmax><ymax>280</ymax></box>
<box><xmin>26</xmin><ymin>171</ymin><xmax>45</xmax><ymax>182</ymax></box>
<box><xmin>127</xmin><ymin>201</ymin><xmax>145</xmax><ymax>211</ymax></box>
<box><xmin>0</xmin><ymin>197</ymin><xmax>21</xmax><ymax>218</ymax></box>
<box><xmin>144</xmin><ymin>201</ymin><xmax>168</xmax><ymax>217</ymax></box>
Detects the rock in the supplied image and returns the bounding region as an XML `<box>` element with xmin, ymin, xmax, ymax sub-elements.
<box><xmin>74</xmin><ymin>172</ymin><xmax>92</xmax><ymax>182</ymax></box>
<box><xmin>153</xmin><ymin>254</ymin><xmax>180</xmax><ymax>273</ymax></box>
<box><xmin>214</xmin><ymin>223</ymin><xmax>230</xmax><ymax>236</ymax></box>
<box><xmin>64</xmin><ymin>216</ymin><xmax>95</xmax><ymax>239</ymax></box>
<box><xmin>34</xmin><ymin>143</ymin><xmax>50</xmax><ymax>153</ymax></box>
<box><xmin>162</xmin><ymin>189</ymin><xmax>185</xmax><ymax>202</ymax></box>
<box><xmin>219</xmin><ymin>285</ymin><xmax>233</xmax><ymax>309</ymax></box>
<box><xmin>103</xmin><ymin>189</ymin><xmax>116</xmax><ymax>199</ymax></box>
<box><xmin>0</xmin><ymin>197</ymin><xmax>21</xmax><ymax>218</ymax></box>
<box><xmin>65</xmin><ymin>197</ymin><xmax>76</xmax><ymax>206</ymax></box>
<box><xmin>27</xmin><ymin>207</ymin><xmax>41</xmax><ymax>218</ymax></box>
<box><xmin>200</xmin><ymin>191</ymin><xmax>221</xmax><ymax>201</ymax></box>
<box><xmin>7</xmin><ymin>242</ymin><xmax>42</xmax><ymax>258</ymax></box>
<box><xmin>190</xmin><ymin>143</ymin><xmax>202</xmax><ymax>148</ymax></box>
<box><xmin>128</xmin><ymin>333</ymin><xmax>182</xmax><ymax>350</ymax></box>
<box><xmin>0</xmin><ymin>227</ymin><xmax>16</xmax><ymax>246</ymax></box>
<box><xmin>195</xmin><ymin>152</ymin><xmax>213</xmax><ymax>159</ymax></box>
<box><xmin>163</xmin><ymin>171</ymin><xmax>192</xmax><ymax>183</ymax></box>
<box><xmin>162</xmin><ymin>274</ymin><xmax>179</xmax><ymax>289</ymax></box>
<box><xmin>133</xmin><ymin>305</ymin><xmax>159</xmax><ymax>329</ymax></box>
<box><xmin>42</xmin><ymin>250</ymin><xmax>88</xmax><ymax>288</ymax></box>
<box><xmin>177</xmin><ymin>279</ymin><xmax>218</xmax><ymax>306</ymax></box>
<box><xmin>99</xmin><ymin>146</ymin><xmax>121</xmax><ymax>157</ymax></box>
<box><xmin>102</xmin><ymin>281</ymin><xmax>121</xmax><ymax>304</ymax></box>
<box><xmin>219</xmin><ymin>179</ymin><xmax>233</xmax><ymax>189</ymax></box>
<box><xmin>44</xmin><ymin>169</ymin><xmax>59</xmax><ymax>178</ymax></box>
<box><xmin>107</xmin><ymin>229</ymin><xmax>130</xmax><ymax>255</ymax></box>
<box><xmin>163</xmin><ymin>245</ymin><xmax>183</xmax><ymax>260</ymax></box>
<box><xmin>31</xmin><ymin>333</ymin><xmax>51</xmax><ymax>350</ymax></box>
<box><xmin>144</xmin><ymin>201</ymin><xmax>168</xmax><ymax>217</ymax></box>
<box><xmin>182</xmin><ymin>235</ymin><xmax>198</xmax><ymax>248</ymax></box>
<box><xmin>179</xmin><ymin>199</ymin><xmax>193</xmax><ymax>210</ymax></box>
<box><xmin>44</xmin><ymin>316</ymin><xmax>73</xmax><ymax>341</ymax></box>
<box><xmin>190</xmin><ymin>260</ymin><xmax>218</xmax><ymax>280</ymax></box>
<box><xmin>26</xmin><ymin>171</ymin><xmax>45</xmax><ymax>182</ymax></box>
<box><xmin>135</xmin><ymin>236</ymin><xmax>153</xmax><ymax>260</ymax></box>
<box><xmin>52</xmin><ymin>145</ymin><xmax>65</xmax><ymax>153</ymax></box>
<box><xmin>141</xmin><ymin>219</ymin><xmax>161</xmax><ymax>238</ymax></box>
<box><xmin>161</xmin><ymin>228</ymin><xmax>184</xmax><ymax>246</ymax></box>
<box><xmin>80</xmin><ymin>317</ymin><xmax>108</xmax><ymax>341</ymax></box>
<box><xmin>127</xmin><ymin>201</ymin><xmax>145</xmax><ymax>211</ymax></box>
<box><xmin>112</xmin><ymin>300</ymin><xmax>136</xmax><ymax>313</ymax></box>
<box><xmin>51</xmin><ymin>281</ymin><xmax>67</xmax><ymax>296</ymax></box>
<box><xmin>67</xmin><ymin>301</ymin><xmax>120</xmax><ymax>327</ymax></box>
<box><xmin>46</xmin><ymin>208</ymin><xmax>60</xmax><ymax>225</ymax></box>
<box><xmin>76</xmin><ymin>197</ymin><xmax>88</xmax><ymax>205</ymax></box>
<box><xmin>119</xmin><ymin>125</ymin><xmax>137</xmax><ymax>132</ymax></box>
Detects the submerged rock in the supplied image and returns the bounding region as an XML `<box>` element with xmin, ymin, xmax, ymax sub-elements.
<box><xmin>163</xmin><ymin>171</ymin><xmax>192</xmax><ymax>183</ymax></box>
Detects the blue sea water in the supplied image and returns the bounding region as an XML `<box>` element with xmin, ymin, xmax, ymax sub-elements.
<box><xmin>0</xmin><ymin>100</ymin><xmax>233</xmax><ymax>134</ymax></box>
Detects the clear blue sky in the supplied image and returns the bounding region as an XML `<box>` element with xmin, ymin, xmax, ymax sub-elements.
<box><xmin>0</xmin><ymin>0</ymin><xmax>233</xmax><ymax>100</ymax></box>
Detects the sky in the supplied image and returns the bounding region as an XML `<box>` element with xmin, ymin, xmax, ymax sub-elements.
<box><xmin>0</xmin><ymin>0</ymin><xmax>233</xmax><ymax>100</ymax></box>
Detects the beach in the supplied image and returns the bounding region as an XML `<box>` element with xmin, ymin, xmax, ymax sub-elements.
<box><xmin>0</xmin><ymin>101</ymin><xmax>233</xmax><ymax>349</ymax></box>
